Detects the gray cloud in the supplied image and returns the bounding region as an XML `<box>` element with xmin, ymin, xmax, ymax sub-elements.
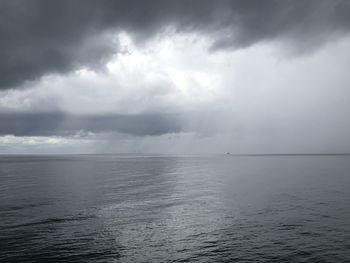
<box><xmin>0</xmin><ymin>0</ymin><xmax>349</xmax><ymax>90</ymax></box>
<box><xmin>0</xmin><ymin>112</ymin><xmax>182</xmax><ymax>136</ymax></box>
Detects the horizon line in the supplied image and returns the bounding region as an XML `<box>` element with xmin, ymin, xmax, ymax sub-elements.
<box><xmin>2</xmin><ymin>152</ymin><xmax>350</xmax><ymax>157</ymax></box>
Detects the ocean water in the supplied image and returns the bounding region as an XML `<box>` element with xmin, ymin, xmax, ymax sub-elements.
<box><xmin>0</xmin><ymin>155</ymin><xmax>349</xmax><ymax>262</ymax></box>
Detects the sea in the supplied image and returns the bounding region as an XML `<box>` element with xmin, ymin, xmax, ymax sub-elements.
<box><xmin>0</xmin><ymin>154</ymin><xmax>349</xmax><ymax>262</ymax></box>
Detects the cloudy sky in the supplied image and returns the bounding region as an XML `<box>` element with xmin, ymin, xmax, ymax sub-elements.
<box><xmin>0</xmin><ymin>0</ymin><xmax>350</xmax><ymax>154</ymax></box>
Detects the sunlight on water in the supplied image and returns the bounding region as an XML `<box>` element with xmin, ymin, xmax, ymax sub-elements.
<box><xmin>0</xmin><ymin>155</ymin><xmax>350</xmax><ymax>262</ymax></box>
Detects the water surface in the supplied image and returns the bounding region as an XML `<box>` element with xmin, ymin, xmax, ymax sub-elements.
<box><xmin>0</xmin><ymin>155</ymin><xmax>349</xmax><ymax>262</ymax></box>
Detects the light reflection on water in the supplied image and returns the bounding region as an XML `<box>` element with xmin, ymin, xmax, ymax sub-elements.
<box><xmin>0</xmin><ymin>155</ymin><xmax>350</xmax><ymax>262</ymax></box>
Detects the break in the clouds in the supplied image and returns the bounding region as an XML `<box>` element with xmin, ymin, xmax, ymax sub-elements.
<box><xmin>0</xmin><ymin>0</ymin><xmax>350</xmax><ymax>153</ymax></box>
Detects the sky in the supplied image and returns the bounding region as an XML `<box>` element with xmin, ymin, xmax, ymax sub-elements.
<box><xmin>0</xmin><ymin>0</ymin><xmax>350</xmax><ymax>154</ymax></box>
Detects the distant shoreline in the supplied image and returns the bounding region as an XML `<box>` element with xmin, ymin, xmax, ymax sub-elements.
<box><xmin>224</xmin><ymin>153</ymin><xmax>350</xmax><ymax>156</ymax></box>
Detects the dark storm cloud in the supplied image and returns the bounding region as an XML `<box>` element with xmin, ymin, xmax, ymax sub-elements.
<box><xmin>0</xmin><ymin>113</ymin><xmax>182</xmax><ymax>136</ymax></box>
<box><xmin>0</xmin><ymin>0</ymin><xmax>349</xmax><ymax>90</ymax></box>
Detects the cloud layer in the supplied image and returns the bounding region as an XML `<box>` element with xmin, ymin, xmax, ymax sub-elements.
<box><xmin>0</xmin><ymin>112</ymin><xmax>183</xmax><ymax>137</ymax></box>
<box><xmin>1</xmin><ymin>0</ymin><xmax>349</xmax><ymax>90</ymax></box>
<box><xmin>1</xmin><ymin>1</ymin><xmax>350</xmax><ymax>154</ymax></box>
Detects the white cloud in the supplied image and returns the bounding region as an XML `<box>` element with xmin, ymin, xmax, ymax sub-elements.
<box><xmin>1</xmin><ymin>32</ymin><xmax>350</xmax><ymax>153</ymax></box>
<box><xmin>0</xmin><ymin>32</ymin><xmax>227</xmax><ymax>115</ymax></box>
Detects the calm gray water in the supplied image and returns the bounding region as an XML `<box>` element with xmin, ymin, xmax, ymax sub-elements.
<box><xmin>0</xmin><ymin>155</ymin><xmax>349</xmax><ymax>262</ymax></box>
